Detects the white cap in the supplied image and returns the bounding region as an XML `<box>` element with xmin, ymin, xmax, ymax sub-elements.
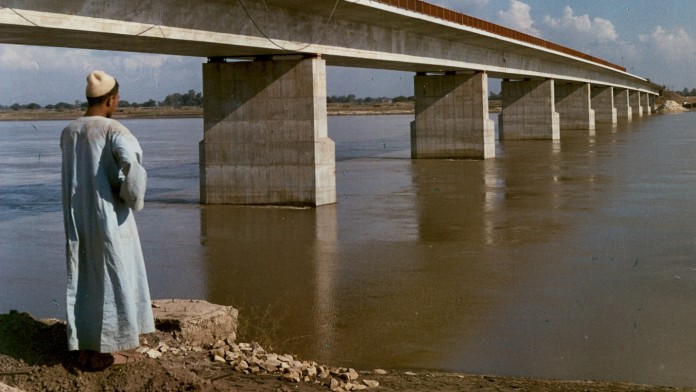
<box><xmin>85</xmin><ymin>70</ymin><xmax>116</xmax><ymax>98</ymax></box>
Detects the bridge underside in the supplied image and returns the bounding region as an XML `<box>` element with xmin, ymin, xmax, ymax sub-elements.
<box><xmin>0</xmin><ymin>2</ymin><xmax>661</xmax><ymax>206</ymax></box>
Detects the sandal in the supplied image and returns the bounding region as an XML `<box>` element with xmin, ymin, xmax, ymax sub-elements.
<box><xmin>111</xmin><ymin>351</ymin><xmax>144</xmax><ymax>367</ymax></box>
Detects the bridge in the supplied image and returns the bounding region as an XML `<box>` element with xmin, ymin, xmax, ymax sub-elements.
<box><xmin>0</xmin><ymin>0</ymin><xmax>662</xmax><ymax>206</ymax></box>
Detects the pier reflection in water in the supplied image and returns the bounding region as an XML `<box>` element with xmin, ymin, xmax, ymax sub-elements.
<box><xmin>3</xmin><ymin>114</ymin><xmax>696</xmax><ymax>387</ymax></box>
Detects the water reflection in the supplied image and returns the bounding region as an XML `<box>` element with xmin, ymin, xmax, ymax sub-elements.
<box><xmin>200</xmin><ymin>204</ymin><xmax>339</xmax><ymax>356</ymax></box>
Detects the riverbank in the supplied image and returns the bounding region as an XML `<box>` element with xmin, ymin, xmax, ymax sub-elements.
<box><xmin>0</xmin><ymin>100</ymin><xmax>508</xmax><ymax>121</ymax></box>
<box><xmin>0</xmin><ymin>308</ymin><xmax>693</xmax><ymax>392</ymax></box>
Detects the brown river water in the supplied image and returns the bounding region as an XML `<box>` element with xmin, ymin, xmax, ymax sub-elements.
<box><xmin>3</xmin><ymin>113</ymin><xmax>696</xmax><ymax>387</ymax></box>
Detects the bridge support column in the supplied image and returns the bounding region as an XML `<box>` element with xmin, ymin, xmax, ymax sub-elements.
<box><xmin>200</xmin><ymin>58</ymin><xmax>336</xmax><ymax>206</ymax></box>
<box><xmin>591</xmin><ymin>86</ymin><xmax>617</xmax><ymax>126</ymax></box>
<box><xmin>641</xmin><ymin>93</ymin><xmax>652</xmax><ymax>115</ymax></box>
<box><xmin>555</xmin><ymin>82</ymin><xmax>595</xmax><ymax>135</ymax></box>
<box><xmin>411</xmin><ymin>71</ymin><xmax>495</xmax><ymax>159</ymax></box>
<box><xmin>629</xmin><ymin>90</ymin><xmax>643</xmax><ymax>117</ymax></box>
<box><xmin>500</xmin><ymin>79</ymin><xmax>559</xmax><ymax>140</ymax></box>
<box><xmin>614</xmin><ymin>88</ymin><xmax>632</xmax><ymax>122</ymax></box>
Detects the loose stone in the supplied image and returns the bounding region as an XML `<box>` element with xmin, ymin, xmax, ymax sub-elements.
<box><xmin>347</xmin><ymin>368</ymin><xmax>359</xmax><ymax>381</ymax></box>
<box><xmin>135</xmin><ymin>347</ymin><xmax>149</xmax><ymax>354</ymax></box>
<box><xmin>363</xmin><ymin>379</ymin><xmax>379</xmax><ymax>388</ymax></box>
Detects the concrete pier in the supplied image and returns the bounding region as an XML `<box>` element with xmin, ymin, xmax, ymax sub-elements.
<box><xmin>200</xmin><ymin>58</ymin><xmax>336</xmax><ymax>206</ymax></box>
<box><xmin>500</xmin><ymin>79</ymin><xmax>560</xmax><ymax>140</ymax></box>
<box><xmin>629</xmin><ymin>90</ymin><xmax>643</xmax><ymax>118</ymax></box>
<box><xmin>590</xmin><ymin>86</ymin><xmax>617</xmax><ymax>126</ymax></box>
<box><xmin>642</xmin><ymin>93</ymin><xmax>652</xmax><ymax>115</ymax></box>
<box><xmin>614</xmin><ymin>88</ymin><xmax>632</xmax><ymax>122</ymax></box>
<box><xmin>411</xmin><ymin>71</ymin><xmax>495</xmax><ymax>159</ymax></box>
<box><xmin>555</xmin><ymin>82</ymin><xmax>595</xmax><ymax>135</ymax></box>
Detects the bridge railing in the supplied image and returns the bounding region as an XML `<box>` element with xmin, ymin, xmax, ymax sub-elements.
<box><xmin>374</xmin><ymin>0</ymin><xmax>626</xmax><ymax>72</ymax></box>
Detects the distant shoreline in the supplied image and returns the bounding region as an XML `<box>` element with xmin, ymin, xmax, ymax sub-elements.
<box><xmin>0</xmin><ymin>100</ymin><xmax>503</xmax><ymax>121</ymax></box>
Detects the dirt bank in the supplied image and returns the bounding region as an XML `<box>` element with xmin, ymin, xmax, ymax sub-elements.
<box><xmin>0</xmin><ymin>310</ymin><xmax>693</xmax><ymax>392</ymax></box>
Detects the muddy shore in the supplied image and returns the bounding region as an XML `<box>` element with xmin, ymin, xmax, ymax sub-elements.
<box><xmin>0</xmin><ymin>309</ymin><xmax>693</xmax><ymax>392</ymax></box>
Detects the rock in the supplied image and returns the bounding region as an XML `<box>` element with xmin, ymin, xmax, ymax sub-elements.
<box><xmin>224</xmin><ymin>351</ymin><xmax>237</xmax><ymax>361</ymax></box>
<box><xmin>363</xmin><ymin>379</ymin><xmax>379</xmax><ymax>388</ymax></box>
<box><xmin>135</xmin><ymin>346</ymin><xmax>149</xmax><ymax>354</ymax></box>
<box><xmin>152</xmin><ymin>299</ymin><xmax>238</xmax><ymax>345</ymax></box>
<box><xmin>404</xmin><ymin>371</ymin><xmax>417</xmax><ymax>376</ymax></box>
<box><xmin>373</xmin><ymin>369</ymin><xmax>387</xmax><ymax>375</ymax></box>
<box><xmin>0</xmin><ymin>382</ymin><xmax>26</xmax><ymax>392</ymax></box>
<box><xmin>352</xmin><ymin>384</ymin><xmax>368</xmax><ymax>390</ymax></box>
<box><xmin>263</xmin><ymin>358</ymin><xmax>282</xmax><ymax>370</ymax></box>
<box><xmin>281</xmin><ymin>370</ymin><xmax>302</xmax><ymax>383</ymax></box>
<box><xmin>146</xmin><ymin>349</ymin><xmax>163</xmax><ymax>359</ymax></box>
<box><xmin>213</xmin><ymin>355</ymin><xmax>226</xmax><ymax>363</ymax></box>
<box><xmin>317</xmin><ymin>365</ymin><xmax>331</xmax><ymax>378</ymax></box>
<box><xmin>303</xmin><ymin>365</ymin><xmax>318</xmax><ymax>378</ymax></box>
<box><xmin>656</xmin><ymin>100</ymin><xmax>689</xmax><ymax>114</ymax></box>
<box><xmin>347</xmin><ymin>368</ymin><xmax>359</xmax><ymax>381</ymax></box>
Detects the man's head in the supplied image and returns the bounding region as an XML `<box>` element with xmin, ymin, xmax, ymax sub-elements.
<box><xmin>85</xmin><ymin>70</ymin><xmax>119</xmax><ymax>117</ymax></box>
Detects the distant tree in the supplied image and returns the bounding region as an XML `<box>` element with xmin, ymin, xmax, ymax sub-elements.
<box><xmin>160</xmin><ymin>90</ymin><xmax>204</xmax><ymax>107</ymax></box>
<box><xmin>328</xmin><ymin>94</ymin><xmax>357</xmax><ymax>104</ymax></box>
<box><xmin>10</xmin><ymin>103</ymin><xmax>21</xmax><ymax>111</ymax></box>
<box><xmin>141</xmin><ymin>99</ymin><xmax>158</xmax><ymax>108</ymax></box>
<box><xmin>26</xmin><ymin>103</ymin><xmax>41</xmax><ymax>110</ymax></box>
<box><xmin>118</xmin><ymin>100</ymin><xmax>131</xmax><ymax>108</ymax></box>
<box><xmin>489</xmin><ymin>91</ymin><xmax>502</xmax><ymax>100</ymax></box>
<box><xmin>54</xmin><ymin>102</ymin><xmax>74</xmax><ymax>110</ymax></box>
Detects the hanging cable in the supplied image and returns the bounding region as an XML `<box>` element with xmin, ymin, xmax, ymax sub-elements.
<box><xmin>8</xmin><ymin>8</ymin><xmax>40</xmax><ymax>27</ymax></box>
<box><xmin>237</xmin><ymin>0</ymin><xmax>340</xmax><ymax>53</ymax></box>
<box><xmin>136</xmin><ymin>24</ymin><xmax>166</xmax><ymax>38</ymax></box>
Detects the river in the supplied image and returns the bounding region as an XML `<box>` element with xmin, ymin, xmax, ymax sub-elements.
<box><xmin>2</xmin><ymin>113</ymin><xmax>696</xmax><ymax>387</ymax></box>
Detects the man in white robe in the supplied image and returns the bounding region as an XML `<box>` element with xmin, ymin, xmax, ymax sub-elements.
<box><xmin>60</xmin><ymin>70</ymin><xmax>154</xmax><ymax>370</ymax></box>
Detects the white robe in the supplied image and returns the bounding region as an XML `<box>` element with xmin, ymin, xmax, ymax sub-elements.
<box><xmin>60</xmin><ymin>116</ymin><xmax>155</xmax><ymax>352</ymax></box>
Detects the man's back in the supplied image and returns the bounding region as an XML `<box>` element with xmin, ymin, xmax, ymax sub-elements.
<box><xmin>60</xmin><ymin>114</ymin><xmax>154</xmax><ymax>354</ymax></box>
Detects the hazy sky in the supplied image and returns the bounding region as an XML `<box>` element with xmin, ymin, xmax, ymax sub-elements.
<box><xmin>0</xmin><ymin>0</ymin><xmax>693</xmax><ymax>105</ymax></box>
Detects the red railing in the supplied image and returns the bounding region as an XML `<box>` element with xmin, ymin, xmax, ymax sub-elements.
<box><xmin>374</xmin><ymin>0</ymin><xmax>626</xmax><ymax>72</ymax></box>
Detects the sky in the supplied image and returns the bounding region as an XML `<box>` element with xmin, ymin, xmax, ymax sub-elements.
<box><xmin>1</xmin><ymin>0</ymin><xmax>695</xmax><ymax>105</ymax></box>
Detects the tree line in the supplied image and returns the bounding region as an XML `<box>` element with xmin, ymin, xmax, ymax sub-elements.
<box><xmin>1</xmin><ymin>90</ymin><xmax>505</xmax><ymax>111</ymax></box>
<box><xmin>678</xmin><ymin>87</ymin><xmax>696</xmax><ymax>97</ymax></box>
<box><xmin>0</xmin><ymin>90</ymin><xmax>205</xmax><ymax>111</ymax></box>
<box><xmin>327</xmin><ymin>94</ymin><xmax>414</xmax><ymax>103</ymax></box>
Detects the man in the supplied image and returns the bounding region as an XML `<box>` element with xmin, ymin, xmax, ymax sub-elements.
<box><xmin>60</xmin><ymin>70</ymin><xmax>154</xmax><ymax>370</ymax></box>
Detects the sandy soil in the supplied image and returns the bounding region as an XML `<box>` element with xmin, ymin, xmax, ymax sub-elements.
<box><xmin>0</xmin><ymin>311</ymin><xmax>693</xmax><ymax>392</ymax></box>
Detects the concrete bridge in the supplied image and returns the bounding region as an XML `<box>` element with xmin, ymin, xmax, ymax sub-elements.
<box><xmin>0</xmin><ymin>0</ymin><xmax>661</xmax><ymax>206</ymax></box>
